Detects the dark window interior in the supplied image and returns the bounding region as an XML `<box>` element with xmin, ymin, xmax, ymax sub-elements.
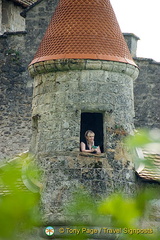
<box><xmin>80</xmin><ymin>112</ymin><xmax>104</xmax><ymax>152</ymax></box>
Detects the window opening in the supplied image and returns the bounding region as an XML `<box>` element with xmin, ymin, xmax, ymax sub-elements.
<box><xmin>80</xmin><ymin>112</ymin><xmax>104</xmax><ymax>153</ymax></box>
<box><xmin>32</xmin><ymin>114</ymin><xmax>40</xmax><ymax>146</ymax></box>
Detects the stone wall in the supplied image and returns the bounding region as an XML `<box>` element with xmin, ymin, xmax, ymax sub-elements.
<box><xmin>29</xmin><ymin>60</ymin><xmax>138</xmax><ymax>155</ymax></box>
<box><xmin>134</xmin><ymin>58</ymin><xmax>160</xmax><ymax>129</ymax></box>
<box><xmin>0</xmin><ymin>0</ymin><xmax>58</xmax><ymax>161</ymax></box>
<box><xmin>0</xmin><ymin>32</ymin><xmax>32</xmax><ymax>160</ymax></box>
<box><xmin>28</xmin><ymin>59</ymin><xmax>138</xmax><ymax>221</ymax></box>
<box><xmin>0</xmin><ymin>0</ymin><xmax>160</xmax><ymax>235</ymax></box>
<box><xmin>23</xmin><ymin>0</ymin><xmax>59</xmax><ymax>67</ymax></box>
<box><xmin>40</xmin><ymin>151</ymin><xmax>137</xmax><ymax>223</ymax></box>
<box><xmin>1</xmin><ymin>0</ymin><xmax>160</xmax><ymax>162</ymax></box>
<box><xmin>0</xmin><ymin>0</ymin><xmax>25</xmax><ymax>34</ymax></box>
<box><xmin>0</xmin><ymin>0</ymin><xmax>2</xmax><ymax>33</ymax></box>
<box><xmin>137</xmin><ymin>178</ymin><xmax>160</xmax><ymax>230</ymax></box>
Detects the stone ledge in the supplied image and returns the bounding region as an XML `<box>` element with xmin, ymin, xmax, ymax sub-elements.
<box><xmin>79</xmin><ymin>152</ymin><xmax>106</xmax><ymax>158</ymax></box>
<box><xmin>28</xmin><ymin>59</ymin><xmax>139</xmax><ymax>80</ymax></box>
<box><xmin>0</xmin><ymin>31</ymin><xmax>27</xmax><ymax>37</ymax></box>
<box><xmin>37</xmin><ymin>151</ymin><xmax>106</xmax><ymax>159</ymax></box>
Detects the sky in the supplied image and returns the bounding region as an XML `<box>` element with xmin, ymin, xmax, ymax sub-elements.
<box><xmin>110</xmin><ymin>0</ymin><xmax>160</xmax><ymax>62</ymax></box>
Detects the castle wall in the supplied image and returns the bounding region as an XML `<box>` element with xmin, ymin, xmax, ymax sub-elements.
<box><xmin>134</xmin><ymin>58</ymin><xmax>160</xmax><ymax>129</ymax></box>
<box><xmin>133</xmin><ymin>175</ymin><xmax>160</xmax><ymax>231</ymax></box>
<box><xmin>23</xmin><ymin>0</ymin><xmax>59</xmax><ymax>66</ymax></box>
<box><xmin>0</xmin><ymin>0</ymin><xmax>159</xmax><ymax>235</ymax></box>
<box><xmin>1</xmin><ymin>0</ymin><xmax>25</xmax><ymax>34</ymax></box>
<box><xmin>0</xmin><ymin>0</ymin><xmax>58</xmax><ymax>161</ymax></box>
<box><xmin>0</xmin><ymin>32</ymin><xmax>32</xmax><ymax>160</ymax></box>
<box><xmin>29</xmin><ymin>59</ymin><xmax>138</xmax><ymax>221</ymax></box>
<box><xmin>0</xmin><ymin>0</ymin><xmax>2</xmax><ymax>33</ymax></box>
<box><xmin>0</xmin><ymin>0</ymin><xmax>160</xmax><ymax>195</ymax></box>
<box><xmin>30</xmin><ymin>60</ymin><xmax>138</xmax><ymax>155</ymax></box>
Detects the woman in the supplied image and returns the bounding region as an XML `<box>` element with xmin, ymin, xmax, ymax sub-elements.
<box><xmin>80</xmin><ymin>130</ymin><xmax>101</xmax><ymax>154</ymax></box>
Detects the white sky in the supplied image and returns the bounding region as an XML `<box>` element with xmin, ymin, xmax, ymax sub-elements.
<box><xmin>110</xmin><ymin>0</ymin><xmax>160</xmax><ymax>62</ymax></box>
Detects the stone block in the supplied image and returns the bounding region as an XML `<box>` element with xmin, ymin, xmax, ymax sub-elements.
<box><xmin>68</xmin><ymin>59</ymin><xmax>85</xmax><ymax>70</ymax></box>
<box><xmin>92</xmin><ymin>180</ymin><xmax>106</xmax><ymax>193</ymax></box>
<box><xmin>101</xmin><ymin>61</ymin><xmax>114</xmax><ymax>71</ymax></box>
<box><xmin>85</xmin><ymin>60</ymin><xmax>102</xmax><ymax>70</ymax></box>
<box><xmin>81</xmin><ymin>169</ymin><xmax>95</xmax><ymax>180</ymax></box>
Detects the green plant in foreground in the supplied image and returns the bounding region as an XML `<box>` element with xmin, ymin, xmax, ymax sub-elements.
<box><xmin>0</xmin><ymin>155</ymin><xmax>41</xmax><ymax>240</ymax></box>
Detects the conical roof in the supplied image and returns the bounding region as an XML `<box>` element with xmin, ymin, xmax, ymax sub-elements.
<box><xmin>30</xmin><ymin>0</ymin><xmax>136</xmax><ymax>66</ymax></box>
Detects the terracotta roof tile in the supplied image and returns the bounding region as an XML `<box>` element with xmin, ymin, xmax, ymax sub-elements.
<box><xmin>136</xmin><ymin>148</ymin><xmax>160</xmax><ymax>182</ymax></box>
<box><xmin>30</xmin><ymin>0</ymin><xmax>136</xmax><ymax>66</ymax></box>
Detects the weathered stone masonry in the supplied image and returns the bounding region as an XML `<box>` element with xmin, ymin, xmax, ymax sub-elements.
<box><xmin>0</xmin><ymin>0</ymin><xmax>160</xmax><ymax>233</ymax></box>
<box><xmin>0</xmin><ymin>0</ymin><xmax>59</xmax><ymax>161</ymax></box>
<box><xmin>29</xmin><ymin>59</ymin><xmax>139</xmax><ymax>221</ymax></box>
<box><xmin>0</xmin><ymin>32</ymin><xmax>32</xmax><ymax>160</ymax></box>
<box><xmin>0</xmin><ymin>0</ymin><xmax>160</xmax><ymax>162</ymax></box>
<box><xmin>134</xmin><ymin>58</ymin><xmax>160</xmax><ymax>129</ymax></box>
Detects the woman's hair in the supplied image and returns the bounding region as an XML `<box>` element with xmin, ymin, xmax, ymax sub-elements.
<box><xmin>85</xmin><ymin>130</ymin><xmax>95</xmax><ymax>138</ymax></box>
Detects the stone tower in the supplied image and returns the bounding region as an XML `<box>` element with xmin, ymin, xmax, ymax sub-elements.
<box><xmin>28</xmin><ymin>0</ymin><xmax>139</xmax><ymax>222</ymax></box>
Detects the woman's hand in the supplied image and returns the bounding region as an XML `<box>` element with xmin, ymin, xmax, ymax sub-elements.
<box><xmin>91</xmin><ymin>148</ymin><xmax>96</xmax><ymax>153</ymax></box>
<box><xmin>91</xmin><ymin>146</ymin><xmax>101</xmax><ymax>154</ymax></box>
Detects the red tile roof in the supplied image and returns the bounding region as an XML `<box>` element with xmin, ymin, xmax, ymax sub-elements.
<box><xmin>136</xmin><ymin>148</ymin><xmax>160</xmax><ymax>182</ymax></box>
<box><xmin>30</xmin><ymin>0</ymin><xmax>136</xmax><ymax>66</ymax></box>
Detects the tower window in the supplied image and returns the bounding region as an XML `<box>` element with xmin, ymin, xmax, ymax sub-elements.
<box><xmin>80</xmin><ymin>112</ymin><xmax>104</xmax><ymax>152</ymax></box>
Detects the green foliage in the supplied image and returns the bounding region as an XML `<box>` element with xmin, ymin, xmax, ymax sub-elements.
<box><xmin>98</xmin><ymin>193</ymin><xmax>140</xmax><ymax>228</ymax></box>
<box><xmin>125</xmin><ymin>129</ymin><xmax>153</xmax><ymax>148</ymax></box>
<box><xmin>125</xmin><ymin>128</ymin><xmax>160</xmax><ymax>149</ymax></box>
<box><xmin>0</xmin><ymin>155</ymin><xmax>41</xmax><ymax>240</ymax></box>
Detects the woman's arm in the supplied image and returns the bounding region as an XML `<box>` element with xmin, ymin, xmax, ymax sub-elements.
<box><xmin>80</xmin><ymin>142</ymin><xmax>95</xmax><ymax>153</ymax></box>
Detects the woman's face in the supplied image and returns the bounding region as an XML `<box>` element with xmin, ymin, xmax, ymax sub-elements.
<box><xmin>86</xmin><ymin>133</ymin><xmax>95</xmax><ymax>143</ymax></box>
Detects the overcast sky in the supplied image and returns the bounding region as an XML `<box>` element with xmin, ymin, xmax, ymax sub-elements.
<box><xmin>110</xmin><ymin>0</ymin><xmax>160</xmax><ymax>62</ymax></box>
